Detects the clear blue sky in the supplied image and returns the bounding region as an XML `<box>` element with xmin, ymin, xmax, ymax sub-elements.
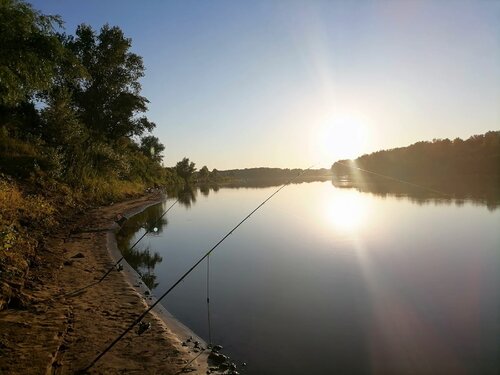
<box><xmin>31</xmin><ymin>0</ymin><xmax>499</xmax><ymax>169</ymax></box>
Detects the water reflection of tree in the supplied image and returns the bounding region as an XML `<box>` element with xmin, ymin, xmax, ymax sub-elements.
<box><xmin>199</xmin><ymin>184</ymin><xmax>210</xmax><ymax>196</ymax></box>
<box><xmin>331</xmin><ymin>177</ymin><xmax>500</xmax><ymax>211</ymax></box>
<box><xmin>116</xmin><ymin>202</ymin><xmax>169</xmax><ymax>290</ymax></box>
<box><xmin>124</xmin><ymin>246</ymin><xmax>162</xmax><ymax>289</ymax></box>
<box><xmin>115</xmin><ymin>184</ymin><xmax>210</xmax><ymax>290</ymax></box>
<box><xmin>166</xmin><ymin>184</ymin><xmax>197</xmax><ymax>208</ymax></box>
<box><xmin>119</xmin><ymin>203</ymin><xmax>169</xmax><ymax>237</ymax></box>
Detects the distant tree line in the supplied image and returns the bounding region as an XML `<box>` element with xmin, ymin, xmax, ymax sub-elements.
<box><xmin>194</xmin><ymin>165</ymin><xmax>219</xmax><ymax>182</ymax></box>
<box><xmin>0</xmin><ymin>0</ymin><xmax>198</xmax><ymax>201</ymax></box>
<box><xmin>216</xmin><ymin>167</ymin><xmax>331</xmax><ymax>181</ymax></box>
<box><xmin>332</xmin><ymin>131</ymin><xmax>500</xmax><ymax>183</ymax></box>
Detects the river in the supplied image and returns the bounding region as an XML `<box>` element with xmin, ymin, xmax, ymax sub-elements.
<box><xmin>117</xmin><ymin>180</ymin><xmax>499</xmax><ymax>374</ymax></box>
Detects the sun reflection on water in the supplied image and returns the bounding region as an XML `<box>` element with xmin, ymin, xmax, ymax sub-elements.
<box><xmin>326</xmin><ymin>191</ymin><xmax>370</xmax><ymax>232</ymax></box>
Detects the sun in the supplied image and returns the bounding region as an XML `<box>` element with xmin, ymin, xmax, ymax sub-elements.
<box><xmin>312</xmin><ymin>115</ymin><xmax>369</xmax><ymax>164</ymax></box>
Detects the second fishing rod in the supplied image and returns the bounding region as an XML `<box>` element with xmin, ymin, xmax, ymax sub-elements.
<box><xmin>80</xmin><ymin>165</ymin><xmax>315</xmax><ymax>371</ymax></box>
<box><xmin>62</xmin><ymin>197</ymin><xmax>180</xmax><ymax>298</ymax></box>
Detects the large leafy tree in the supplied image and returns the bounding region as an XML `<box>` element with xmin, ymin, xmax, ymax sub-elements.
<box><xmin>198</xmin><ymin>165</ymin><xmax>210</xmax><ymax>181</ymax></box>
<box><xmin>175</xmin><ymin>157</ymin><xmax>196</xmax><ymax>181</ymax></box>
<box><xmin>0</xmin><ymin>1</ymin><xmax>176</xmax><ymax>193</ymax></box>
<box><xmin>64</xmin><ymin>24</ymin><xmax>155</xmax><ymax>141</ymax></box>
<box><xmin>140</xmin><ymin>135</ymin><xmax>165</xmax><ymax>163</ymax></box>
<box><xmin>0</xmin><ymin>0</ymin><xmax>84</xmax><ymax>144</ymax></box>
<box><xmin>0</xmin><ymin>0</ymin><xmax>67</xmax><ymax>106</ymax></box>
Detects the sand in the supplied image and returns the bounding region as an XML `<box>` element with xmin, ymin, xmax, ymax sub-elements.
<box><xmin>0</xmin><ymin>193</ymin><xmax>209</xmax><ymax>374</ymax></box>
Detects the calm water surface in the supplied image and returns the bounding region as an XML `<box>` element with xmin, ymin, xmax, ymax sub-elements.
<box><xmin>118</xmin><ymin>181</ymin><xmax>499</xmax><ymax>374</ymax></box>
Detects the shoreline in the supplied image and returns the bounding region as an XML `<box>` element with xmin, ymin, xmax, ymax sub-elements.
<box><xmin>106</xmin><ymin>197</ymin><xmax>209</xmax><ymax>360</ymax></box>
<box><xmin>0</xmin><ymin>193</ymin><xmax>210</xmax><ymax>374</ymax></box>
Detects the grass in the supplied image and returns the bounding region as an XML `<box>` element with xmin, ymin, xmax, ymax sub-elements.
<box><xmin>0</xmin><ymin>177</ymin><xmax>58</xmax><ymax>309</ymax></box>
<box><xmin>0</xmin><ymin>167</ymin><xmax>184</xmax><ymax>310</ymax></box>
<box><xmin>80</xmin><ymin>176</ymin><xmax>146</xmax><ymax>203</ymax></box>
<box><xmin>0</xmin><ymin>132</ymin><xmax>185</xmax><ymax>310</ymax></box>
<box><xmin>0</xmin><ymin>173</ymin><xmax>150</xmax><ymax>310</ymax></box>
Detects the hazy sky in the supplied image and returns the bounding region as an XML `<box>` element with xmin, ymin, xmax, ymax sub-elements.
<box><xmin>31</xmin><ymin>0</ymin><xmax>499</xmax><ymax>169</ymax></box>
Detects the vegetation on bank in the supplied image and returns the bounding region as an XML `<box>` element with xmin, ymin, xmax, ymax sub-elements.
<box><xmin>332</xmin><ymin>131</ymin><xmax>500</xmax><ymax>183</ymax></box>
<box><xmin>0</xmin><ymin>176</ymin><xmax>58</xmax><ymax>309</ymax></box>
<box><xmin>0</xmin><ymin>0</ymin><xmax>202</xmax><ymax>310</ymax></box>
<box><xmin>0</xmin><ymin>0</ymin><xmax>189</xmax><ymax>201</ymax></box>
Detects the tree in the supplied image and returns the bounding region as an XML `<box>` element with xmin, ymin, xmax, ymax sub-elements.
<box><xmin>140</xmin><ymin>135</ymin><xmax>165</xmax><ymax>163</ymax></box>
<box><xmin>210</xmin><ymin>168</ymin><xmax>219</xmax><ymax>180</ymax></box>
<box><xmin>0</xmin><ymin>0</ymin><xmax>84</xmax><ymax>142</ymax></box>
<box><xmin>64</xmin><ymin>24</ymin><xmax>155</xmax><ymax>141</ymax></box>
<box><xmin>331</xmin><ymin>131</ymin><xmax>500</xmax><ymax>180</ymax></box>
<box><xmin>0</xmin><ymin>0</ymin><xmax>68</xmax><ymax>106</ymax></box>
<box><xmin>40</xmin><ymin>87</ymin><xmax>89</xmax><ymax>180</ymax></box>
<box><xmin>198</xmin><ymin>165</ymin><xmax>209</xmax><ymax>181</ymax></box>
<box><xmin>40</xmin><ymin>88</ymin><xmax>84</xmax><ymax>145</ymax></box>
<box><xmin>175</xmin><ymin>157</ymin><xmax>196</xmax><ymax>181</ymax></box>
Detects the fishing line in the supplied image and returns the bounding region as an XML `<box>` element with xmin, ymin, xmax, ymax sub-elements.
<box><xmin>61</xmin><ymin>198</ymin><xmax>179</xmax><ymax>298</ymax></box>
<box><xmin>334</xmin><ymin>161</ymin><xmax>453</xmax><ymax>198</ymax></box>
<box><xmin>80</xmin><ymin>161</ymin><xmax>464</xmax><ymax>372</ymax></box>
<box><xmin>206</xmin><ymin>254</ymin><xmax>212</xmax><ymax>346</ymax></box>
<box><xmin>80</xmin><ymin>165</ymin><xmax>315</xmax><ymax>371</ymax></box>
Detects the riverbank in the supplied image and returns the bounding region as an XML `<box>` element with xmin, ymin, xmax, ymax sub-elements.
<box><xmin>0</xmin><ymin>193</ymin><xmax>208</xmax><ymax>374</ymax></box>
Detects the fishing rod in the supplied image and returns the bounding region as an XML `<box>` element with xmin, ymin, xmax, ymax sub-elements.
<box><xmin>206</xmin><ymin>253</ymin><xmax>213</xmax><ymax>346</ymax></box>
<box><xmin>80</xmin><ymin>165</ymin><xmax>315</xmax><ymax>372</ymax></box>
<box><xmin>99</xmin><ymin>198</ymin><xmax>179</xmax><ymax>282</ymax></box>
<box><xmin>61</xmin><ymin>198</ymin><xmax>179</xmax><ymax>298</ymax></box>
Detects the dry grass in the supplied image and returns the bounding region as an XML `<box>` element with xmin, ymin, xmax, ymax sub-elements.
<box><xmin>0</xmin><ymin>174</ymin><xmax>149</xmax><ymax>309</ymax></box>
<box><xmin>80</xmin><ymin>177</ymin><xmax>145</xmax><ymax>204</ymax></box>
<box><xmin>0</xmin><ymin>177</ymin><xmax>59</xmax><ymax>309</ymax></box>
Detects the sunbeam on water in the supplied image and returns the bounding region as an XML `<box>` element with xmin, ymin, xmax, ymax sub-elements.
<box><xmin>325</xmin><ymin>189</ymin><xmax>371</xmax><ymax>232</ymax></box>
<box><xmin>118</xmin><ymin>181</ymin><xmax>500</xmax><ymax>375</ymax></box>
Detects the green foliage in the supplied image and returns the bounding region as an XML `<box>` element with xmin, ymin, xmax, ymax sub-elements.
<box><xmin>64</xmin><ymin>24</ymin><xmax>155</xmax><ymax>141</ymax></box>
<box><xmin>0</xmin><ymin>0</ymin><xmax>208</xmax><ymax>312</ymax></box>
<box><xmin>40</xmin><ymin>88</ymin><xmax>85</xmax><ymax>146</ymax></box>
<box><xmin>0</xmin><ymin>0</ymin><xmax>200</xmax><ymax>206</ymax></box>
<box><xmin>175</xmin><ymin>157</ymin><xmax>196</xmax><ymax>181</ymax></box>
<box><xmin>140</xmin><ymin>135</ymin><xmax>165</xmax><ymax>163</ymax></box>
<box><xmin>0</xmin><ymin>0</ymin><xmax>79</xmax><ymax>106</ymax></box>
<box><xmin>0</xmin><ymin>126</ymin><xmax>47</xmax><ymax>177</ymax></box>
<box><xmin>0</xmin><ymin>101</ymin><xmax>43</xmax><ymax>139</ymax></box>
<box><xmin>198</xmin><ymin>165</ymin><xmax>210</xmax><ymax>181</ymax></box>
<box><xmin>0</xmin><ymin>1</ymin><xmax>185</xmax><ymax>202</ymax></box>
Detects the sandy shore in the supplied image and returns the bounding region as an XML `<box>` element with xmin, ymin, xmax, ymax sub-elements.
<box><xmin>0</xmin><ymin>193</ymin><xmax>209</xmax><ymax>374</ymax></box>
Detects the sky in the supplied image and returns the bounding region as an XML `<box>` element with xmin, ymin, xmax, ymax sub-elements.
<box><xmin>31</xmin><ymin>0</ymin><xmax>499</xmax><ymax>170</ymax></box>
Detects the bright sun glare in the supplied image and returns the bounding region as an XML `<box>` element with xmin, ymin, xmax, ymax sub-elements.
<box><xmin>326</xmin><ymin>192</ymin><xmax>368</xmax><ymax>232</ymax></box>
<box><xmin>312</xmin><ymin>115</ymin><xmax>369</xmax><ymax>165</ymax></box>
